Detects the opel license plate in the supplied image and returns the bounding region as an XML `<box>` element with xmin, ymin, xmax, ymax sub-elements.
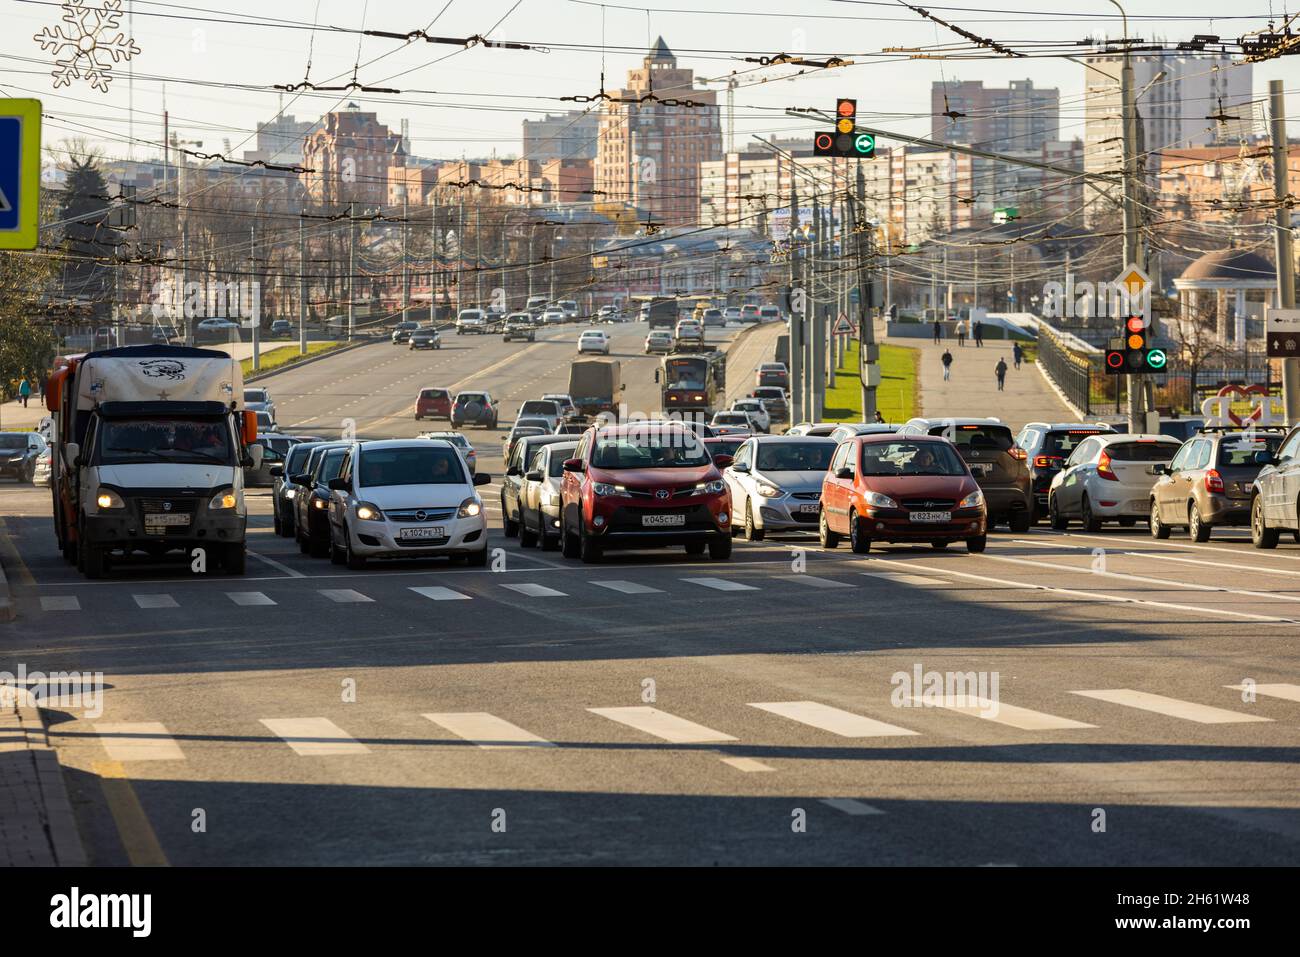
<box><xmin>910</xmin><ymin>511</ymin><xmax>951</xmax><ymax>523</ymax></box>
<box><xmin>642</xmin><ymin>514</ymin><xmax>685</xmax><ymax>527</ymax></box>
<box><xmin>400</xmin><ymin>526</ymin><xmax>444</xmax><ymax>540</ymax></box>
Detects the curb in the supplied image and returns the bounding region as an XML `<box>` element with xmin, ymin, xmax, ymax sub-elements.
<box><xmin>22</xmin><ymin>703</ymin><xmax>87</xmax><ymax>866</ymax></box>
<box><xmin>244</xmin><ymin>336</ymin><xmax>380</xmax><ymax>384</ymax></box>
<box><xmin>0</xmin><ymin>700</ymin><xmax>88</xmax><ymax>866</ymax></box>
<box><xmin>0</xmin><ymin>558</ymin><xmax>12</xmax><ymax>623</ymax></box>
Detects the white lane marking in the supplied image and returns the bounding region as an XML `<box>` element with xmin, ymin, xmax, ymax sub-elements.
<box><xmin>500</xmin><ymin>582</ymin><xmax>567</xmax><ymax>598</ymax></box>
<box><xmin>591</xmin><ymin>579</ymin><xmax>664</xmax><ymax>595</ymax></box>
<box><xmin>422</xmin><ymin>712</ymin><xmax>555</xmax><ymax>749</ymax></box>
<box><xmin>410</xmin><ymin>586</ymin><xmax>472</xmax><ymax>601</ymax></box>
<box><xmin>133</xmin><ymin>594</ymin><xmax>178</xmax><ymax>609</ymax></box>
<box><xmin>318</xmin><ymin>588</ymin><xmax>373</xmax><ymax>603</ymax></box>
<box><xmin>1071</xmin><ymin>689</ymin><xmax>1273</xmax><ymax>724</ymax></box>
<box><xmin>227</xmin><ymin>591</ymin><xmax>276</xmax><ymax>606</ymax></box>
<box><xmin>260</xmin><ymin>717</ymin><xmax>371</xmax><ymax>755</ymax></box>
<box><xmin>864</xmin><ymin>558</ymin><xmax>1300</xmax><ymax>625</ymax></box>
<box><xmin>782</xmin><ymin>575</ymin><xmax>852</xmax><ymax>588</ymax></box>
<box><xmin>246</xmin><ymin>550</ymin><xmax>306</xmax><ymax>578</ymax></box>
<box><xmin>978</xmin><ymin>552</ymin><xmax>1300</xmax><ymax>604</ymax></box>
<box><xmin>910</xmin><ymin>696</ymin><xmax>1096</xmax><ymax>730</ymax></box>
<box><xmin>502</xmin><ymin>549</ymin><xmax>571</xmax><ymax>570</ymax></box>
<box><xmin>1128</xmin><ymin>551</ymin><xmax>1300</xmax><ymax>579</ymax></box>
<box><xmin>1044</xmin><ymin>529</ymin><xmax>1300</xmax><ymax>562</ymax></box>
<box><xmin>1225</xmin><ymin>682</ymin><xmax>1300</xmax><ymax>703</ymax></box>
<box><xmin>39</xmin><ymin>595</ymin><xmax>80</xmax><ymax>611</ymax></box>
<box><xmin>750</xmin><ymin>701</ymin><xmax>919</xmax><ymax>737</ymax></box>
<box><xmin>682</xmin><ymin>577</ymin><xmax>758</xmax><ymax>592</ymax></box>
<box><xmin>721</xmin><ymin>756</ymin><xmax>775</xmax><ymax>773</ymax></box>
<box><xmin>94</xmin><ymin>722</ymin><xmax>186</xmax><ymax>761</ymax></box>
<box><xmin>820</xmin><ymin>797</ymin><xmax>885</xmax><ymax>816</ymax></box>
<box><xmin>861</xmin><ymin>569</ymin><xmax>948</xmax><ymax>586</ymax></box>
<box><xmin>588</xmin><ymin>706</ymin><xmax>738</xmax><ymax>743</ymax></box>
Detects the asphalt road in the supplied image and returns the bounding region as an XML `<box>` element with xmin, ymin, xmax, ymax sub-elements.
<box><xmin>3</xmin><ymin>321</ymin><xmax>1298</xmax><ymax>866</ymax></box>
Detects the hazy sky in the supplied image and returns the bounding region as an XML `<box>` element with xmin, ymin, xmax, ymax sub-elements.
<box><xmin>5</xmin><ymin>0</ymin><xmax>1299</xmax><ymax>164</ymax></box>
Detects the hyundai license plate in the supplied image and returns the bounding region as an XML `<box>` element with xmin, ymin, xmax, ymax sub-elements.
<box><xmin>400</xmin><ymin>526</ymin><xmax>444</xmax><ymax>540</ymax></box>
<box><xmin>642</xmin><ymin>514</ymin><xmax>685</xmax><ymax>527</ymax></box>
<box><xmin>799</xmin><ymin>504</ymin><xmax>820</xmax><ymax>514</ymax></box>
<box><xmin>909</xmin><ymin>511</ymin><xmax>951</xmax><ymax>523</ymax></box>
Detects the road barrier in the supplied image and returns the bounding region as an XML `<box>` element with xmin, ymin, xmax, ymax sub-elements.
<box><xmin>1037</xmin><ymin>323</ymin><xmax>1095</xmax><ymax>416</ymax></box>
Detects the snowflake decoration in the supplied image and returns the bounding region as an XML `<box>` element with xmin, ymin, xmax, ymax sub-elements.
<box><xmin>34</xmin><ymin>0</ymin><xmax>140</xmax><ymax>93</ymax></box>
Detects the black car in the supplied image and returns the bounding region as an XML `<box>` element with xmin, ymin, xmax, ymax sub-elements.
<box><xmin>409</xmin><ymin>327</ymin><xmax>442</xmax><ymax>350</ymax></box>
<box><xmin>501</xmin><ymin>434</ymin><xmax>579</xmax><ymax>538</ymax></box>
<box><xmin>900</xmin><ymin>417</ymin><xmax>1033</xmax><ymax>531</ymax></box>
<box><xmin>391</xmin><ymin>321</ymin><xmax>420</xmax><ymax>344</ymax></box>
<box><xmin>269</xmin><ymin>319</ymin><xmax>293</xmax><ymax>338</ymax></box>
<box><xmin>292</xmin><ymin>444</ymin><xmax>349</xmax><ymax>556</ymax></box>
<box><xmin>1014</xmin><ymin>422</ymin><xmax>1115</xmax><ymax>521</ymax></box>
<box><xmin>502</xmin><ymin>313</ymin><xmax>536</xmax><ymax>342</ymax></box>
<box><xmin>0</xmin><ymin>432</ymin><xmax>44</xmax><ymax>482</ymax></box>
<box><xmin>272</xmin><ymin>440</ymin><xmax>332</xmax><ymax>537</ymax></box>
<box><xmin>451</xmin><ymin>391</ymin><xmax>498</xmax><ymax>429</ymax></box>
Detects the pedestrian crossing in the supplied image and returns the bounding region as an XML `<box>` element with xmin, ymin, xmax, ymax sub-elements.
<box><xmin>70</xmin><ymin>685</ymin><xmax>1298</xmax><ymax>769</ymax></box>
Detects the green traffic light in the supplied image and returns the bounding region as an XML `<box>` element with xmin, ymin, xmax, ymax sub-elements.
<box><xmin>1146</xmin><ymin>349</ymin><xmax>1167</xmax><ymax>370</ymax></box>
<box><xmin>854</xmin><ymin>133</ymin><xmax>875</xmax><ymax>154</ymax></box>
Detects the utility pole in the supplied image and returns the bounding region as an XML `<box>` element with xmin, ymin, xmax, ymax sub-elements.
<box><xmin>401</xmin><ymin>197</ymin><xmax>409</xmax><ymax>323</ymax></box>
<box><xmin>474</xmin><ymin>204</ymin><xmax>483</xmax><ymax>306</ymax></box>
<box><xmin>854</xmin><ymin>159</ymin><xmax>878</xmax><ymax>421</ymax></box>
<box><xmin>430</xmin><ymin>203</ymin><xmax>438</xmax><ymax>324</ymax></box>
<box><xmin>810</xmin><ymin>192</ymin><xmax>825</xmax><ymax>421</ymax></box>
<box><xmin>347</xmin><ymin>201</ymin><xmax>356</xmax><ymax>342</ymax></box>
<box><xmin>1114</xmin><ymin>1</ymin><xmax>1147</xmax><ymax>433</ymax></box>
<box><xmin>788</xmin><ymin>166</ymin><xmax>803</xmax><ymax>424</ymax></box>
<box><xmin>456</xmin><ymin>194</ymin><xmax>465</xmax><ymax>313</ymax></box>
<box><xmin>1271</xmin><ymin>79</ymin><xmax>1299</xmax><ymax>424</ymax></box>
<box><xmin>249</xmin><ymin>224</ymin><xmax>260</xmax><ymax>372</ymax></box>
<box><xmin>298</xmin><ymin>214</ymin><xmax>307</xmax><ymax>355</ymax></box>
<box><xmin>181</xmin><ymin>222</ymin><xmax>191</xmax><ymax>346</ymax></box>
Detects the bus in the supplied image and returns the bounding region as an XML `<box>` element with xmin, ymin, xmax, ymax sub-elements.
<box><xmin>657</xmin><ymin>351</ymin><xmax>727</xmax><ymax>417</ymax></box>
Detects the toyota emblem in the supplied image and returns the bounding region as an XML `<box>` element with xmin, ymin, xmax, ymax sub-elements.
<box><xmin>415</xmin><ymin>510</ymin><xmax>427</xmax><ymax>521</ymax></box>
<box><xmin>163</xmin><ymin>501</ymin><xmax>172</xmax><ymax>511</ymax></box>
<box><xmin>655</xmin><ymin>489</ymin><xmax>670</xmax><ymax>500</ymax></box>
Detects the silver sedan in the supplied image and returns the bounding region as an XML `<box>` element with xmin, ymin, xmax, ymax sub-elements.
<box><xmin>722</xmin><ymin>435</ymin><xmax>837</xmax><ymax>540</ymax></box>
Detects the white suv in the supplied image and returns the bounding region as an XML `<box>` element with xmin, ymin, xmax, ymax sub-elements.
<box><xmin>456</xmin><ymin>309</ymin><xmax>487</xmax><ymax>334</ymax></box>
<box><xmin>326</xmin><ymin>439</ymin><xmax>492</xmax><ymax>568</ymax></box>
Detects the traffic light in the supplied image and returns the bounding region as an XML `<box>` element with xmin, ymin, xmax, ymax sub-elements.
<box><xmin>812</xmin><ymin>98</ymin><xmax>875</xmax><ymax>158</ymax></box>
<box><xmin>1104</xmin><ymin>315</ymin><xmax>1167</xmax><ymax>375</ymax></box>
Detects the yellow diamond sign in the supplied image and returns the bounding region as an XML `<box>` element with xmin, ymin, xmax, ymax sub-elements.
<box><xmin>1114</xmin><ymin>264</ymin><xmax>1150</xmax><ymax>299</ymax></box>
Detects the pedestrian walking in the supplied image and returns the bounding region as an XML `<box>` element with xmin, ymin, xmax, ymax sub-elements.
<box><xmin>1013</xmin><ymin>341</ymin><xmax>1023</xmax><ymax>370</ymax></box>
<box><xmin>956</xmin><ymin>320</ymin><xmax>966</xmax><ymax>347</ymax></box>
<box><xmin>932</xmin><ymin>318</ymin><xmax>942</xmax><ymax>344</ymax></box>
<box><xmin>942</xmin><ymin>349</ymin><xmax>954</xmax><ymax>381</ymax></box>
<box><xmin>973</xmin><ymin>320</ymin><xmax>984</xmax><ymax>348</ymax></box>
<box><xmin>18</xmin><ymin>377</ymin><xmax>31</xmax><ymax>408</ymax></box>
<box><xmin>995</xmin><ymin>357</ymin><xmax>1008</xmax><ymax>391</ymax></box>
<box><xmin>874</xmin><ymin>409</ymin><xmax>885</xmax><ymax>424</ymax></box>
<box><xmin>38</xmin><ymin>374</ymin><xmax>47</xmax><ymax>400</ymax></box>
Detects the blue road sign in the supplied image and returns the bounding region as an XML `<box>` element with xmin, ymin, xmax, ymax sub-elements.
<box><xmin>0</xmin><ymin>99</ymin><xmax>41</xmax><ymax>250</ymax></box>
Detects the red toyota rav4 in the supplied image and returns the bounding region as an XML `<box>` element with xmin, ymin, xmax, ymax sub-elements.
<box><xmin>560</xmin><ymin>422</ymin><xmax>732</xmax><ymax>562</ymax></box>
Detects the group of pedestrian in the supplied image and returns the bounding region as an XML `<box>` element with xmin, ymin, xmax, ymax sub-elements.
<box><xmin>937</xmin><ymin>318</ymin><xmax>985</xmax><ymax>348</ymax></box>
<box><xmin>939</xmin><ymin>339</ymin><xmax>1024</xmax><ymax>391</ymax></box>
<box><xmin>11</xmin><ymin>374</ymin><xmax>47</xmax><ymax>409</ymax></box>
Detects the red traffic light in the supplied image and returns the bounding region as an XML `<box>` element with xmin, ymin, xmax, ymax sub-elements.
<box><xmin>1126</xmin><ymin>316</ymin><xmax>1144</xmax><ymax>333</ymax></box>
<box><xmin>1105</xmin><ymin>350</ymin><xmax>1125</xmax><ymax>369</ymax></box>
<box><xmin>837</xmin><ymin>98</ymin><xmax>857</xmax><ymax>118</ymax></box>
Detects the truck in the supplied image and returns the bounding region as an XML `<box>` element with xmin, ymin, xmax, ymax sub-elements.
<box><xmin>567</xmin><ymin>359</ymin><xmax>624</xmax><ymax>419</ymax></box>
<box><xmin>645</xmin><ymin>297</ymin><xmax>678</xmax><ymax>330</ymax></box>
<box><xmin>45</xmin><ymin>344</ymin><xmax>262</xmax><ymax>578</ymax></box>
<box><xmin>775</xmin><ymin>334</ymin><xmax>789</xmax><ymax>367</ymax></box>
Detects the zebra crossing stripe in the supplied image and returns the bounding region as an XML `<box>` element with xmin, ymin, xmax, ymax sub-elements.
<box><xmin>318</xmin><ymin>589</ymin><xmax>373</xmax><ymax>603</ymax></box>
<box><xmin>423</xmin><ymin>712</ymin><xmax>555</xmax><ymax>749</ymax></box>
<box><xmin>228</xmin><ymin>591</ymin><xmax>276</xmax><ymax>606</ymax></box>
<box><xmin>591</xmin><ymin>580</ymin><xmax>664</xmax><ymax>595</ymax></box>
<box><xmin>1225</xmin><ymin>683</ymin><xmax>1300</xmax><ymax>704</ymax></box>
<box><xmin>39</xmin><ymin>595</ymin><xmax>80</xmax><ymax>611</ymax></box>
<box><xmin>259</xmin><ymin>717</ymin><xmax>371</xmax><ymax>755</ymax></box>
<box><xmin>821</xmin><ymin>798</ymin><xmax>885</xmax><ymax>816</ymax></box>
<box><xmin>410</xmin><ymin>586</ymin><xmax>472</xmax><ymax>601</ymax></box>
<box><xmin>93</xmin><ymin>722</ymin><xmax>186</xmax><ymax>762</ymax></box>
<box><xmin>500</xmin><ymin>583</ymin><xmax>567</xmax><ymax>598</ymax></box>
<box><xmin>682</xmin><ymin>577</ymin><xmax>757</xmax><ymax>592</ymax></box>
<box><xmin>588</xmin><ymin>706</ymin><xmax>738</xmax><ymax>743</ymax></box>
<box><xmin>1071</xmin><ymin>689</ymin><xmax>1272</xmax><ymax>724</ymax></box>
<box><xmin>750</xmin><ymin>701</ymin><xmax>919</xmax><ymax>737</ymax></box>
<box><xmin>133</xmin><ymin>594</ymin><xmax>179</xmax><ymax>609</ymax></box>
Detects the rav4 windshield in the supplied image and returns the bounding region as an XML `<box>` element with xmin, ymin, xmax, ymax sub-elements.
<box><xmin>592</xmin><ymin>430</ymin><xmax>711</xmax><ymax>468</ymax></box>
<box><xmin>99</xmin><ymin>418</ymin><xmax>233</xmax><ymax>466</ymax></box>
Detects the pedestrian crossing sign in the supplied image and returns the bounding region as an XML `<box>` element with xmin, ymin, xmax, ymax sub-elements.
<box><xmin>0</xmin><ymin>99</ymin><xmax>40</xmax><ymax>250</ymax></box>
<box><xmin>833</xmin><ymin>314</ymin><xmax>853</xmax><ymax>334</ymax></box>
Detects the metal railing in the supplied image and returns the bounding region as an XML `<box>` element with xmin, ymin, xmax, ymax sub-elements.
<box><xmin>1036</xmin><ymin>323</ymin><xmax>1094</xmax><ymax>415</ymax></box>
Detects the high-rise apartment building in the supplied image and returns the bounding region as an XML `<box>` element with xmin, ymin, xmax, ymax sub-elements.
<box><xmin>931</xmin><ymin>79</ymin><xmax>1060</xmax><ymax>150</ymax></box>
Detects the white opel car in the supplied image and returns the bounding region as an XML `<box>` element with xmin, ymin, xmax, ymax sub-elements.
<box><xmin>1047</xmin><ymin>433</ymin><xmax>1183</xmax><ymax>531</ymax></box>
<box><xmin>327</xmin><ymin>439</ymin><xmax>492</xmax><ymax>568</ymax></box>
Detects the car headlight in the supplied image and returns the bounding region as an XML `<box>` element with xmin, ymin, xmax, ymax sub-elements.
<box><xmin>312</xmin><ymin>496</ymin><xmax>328</xmax><ymax>509</ymax></box>
<box><xmin>688</xmin><ymin>479</ymin><xmax>726</xmax><ymax>495</ymax></box>
<box><xmin>863</xmin><ymin>491</ymin><xmax>898</xmax><ymax>509</ymax></box>
<box><xmin>209</xmin><ymin>489</ymin><xmax>238</xmax><ymax>510</ymax></box>
<box><xmin>458</xmin><ymin>496</ymin><xmax>483</xmax><ymax>518</ymax></box>
<box><xmin>592</xmin><ymin>482</ymin><xmax>622</xmax><ymax>497</ymax></box>
<box><xmin>96</xmin><ymin>488</ymin><xmax>126</xmax><ymax>510</ymax></box>
<box><xmin>285</xmin><ymin>488</ymin><xmax>296</xmax><ymax>499</ymax></box>
<box><xmin>958</xmin><ymin>489</ymin><xmax>985</xmax><ymax>509</ymax></box>
<box><xmin>755</xmin><ymin>482</ymin><xmax>782</xmax><ymax>498</ymax></box>
<box><xmin>355</xmin><ymin>502</ymin><xmax>384</xmax><ymax>521</ymax></box>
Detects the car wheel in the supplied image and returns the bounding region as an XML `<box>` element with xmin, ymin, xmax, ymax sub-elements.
<box><xmin>709</xmin><ymin>535</ymin><xmax>732</xmax><ymax>560</ymax></box>
<box><xmin>684</xmin><ymin>541</ymin><xmax>706</xmax><ymax>556</ymax></box>
<box><xmin>1118</xmin><ymin>516</ymin><xmax>1137</xmax><ymax>528</ymax></box>
<box><xmin>743</xmin><ymin>501</ymin><xmax>764</xmax><ymax>542</ymax></box>
<box><xmin>819</xmin><ymin>510</ymin><xmax>840</xmax><ymax>549</ymax></box>
<box><xmin>1008</xmin><ymin>509</ymin><xmax>1031</xmax><ymax>533</ymax></box>
<box><xmin>79</xmin><ymin>537</ymin><xmax>106</xmax><ymax>579</ymax></box>
<box><xmin>344</xmin><ymin>526</ymin><xmax>367</xmax><ymax>570</ymax></box>
<box><xmin>1150</xmin><ymin>499</ymin><xmax>1170</xmax><ymax>539</ymax></box>
<box><xmin>931</xmin><ymin>540</ymin><xmax>949</xmax><ymax>550</ymax></box>
<box><xmin>1251</xmin><ymin>495</ymin><xmax>1279</xmax><ymax>549</ymax></box>
<box><xmin>273</xmin><ymin>512</ymin><xmax>283</xmax><ymax>536</ymax></box>
<box><xmin>1081</xmin><ymin>495</ymin><xmax>1102</xmax><ymax>532</ymax></box>
<box><xmin>466</xmin><ymin>545</ymin><xmax>489</xmax><ymax>567</ymax></box>
<box><xmin>1189</xmin><ymin>504</ymin><xmax>1211</xmax><ymax>543</ymax></box>
<box><xmin>519</xmin><ymin>519</ymin><xmax>538</xmax><ymax>548</ymax></box>
<box><xmin>502</xmin><ymin>494</ymin><xmax>518</xmax><ymax>537</ymax></box>
<box><xmin>561</xmin><ymin>520</ymin><xmax>581</xmax><ymax>559</ymax></box>
<box><xmin>579</xmin><ymin>525</ymin><xmax>603</xmax><ymax>564</ymax></box>
<box><xmin>966</xmin><ymin>534</ymin><xmax>987</xmax><ymax>553</ymax></box>
<box><xmin>223</xmin><ymin>544</ymin><xmax>247</xmax><ymax>575</ymax></box>
<box><xmin>1049</xmin><ymin>494</ymin><xmax>1068</xmax><ymax>530</ymax></box>
<box><xmin>329</xmin><ymin>527</ymin><xmax>345</xmax><ymax>564</ymax></box>
<box><xmin>849</xmin><ymin>509</ymin><xmax>870</xmax><ymax>554</ymax></box>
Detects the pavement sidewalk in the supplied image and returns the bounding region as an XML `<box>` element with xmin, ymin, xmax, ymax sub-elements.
<box><xmin>909</xmin><ymin>332</ymin><xmax>1073</xmax><ymax>430</ymax></box>
<box><xmin>0</xmin><ymin>696</ymin><xmax>86</xmax><ymax>867</ymax></box>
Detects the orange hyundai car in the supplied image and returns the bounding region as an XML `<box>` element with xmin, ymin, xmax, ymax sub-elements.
<box><xmin>819</xmin><ymin>433</ymin><xmax>988</xmax><ymax>553</ymax></box>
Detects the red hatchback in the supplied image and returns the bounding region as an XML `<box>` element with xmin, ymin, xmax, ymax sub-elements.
<box><xmin>560</xmin><ymin>422</ymin><xmax>732</xmax><ymax>562</ymax></box>
<box><xmin>415</xmin><ymin>387</ymin><xmax>451</xmax><ymax>421</ymax></box>
<box><xmin>820</xmin><ymin>433</ymin><xmax>987</xmax><ymax>553</ymax></box>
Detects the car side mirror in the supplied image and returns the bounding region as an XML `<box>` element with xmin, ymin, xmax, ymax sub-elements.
<box><xmin>64</xmin><ymin>442</ymin><xmax>80</xmax><ymax>469</ymax></box>
<box><xmin>562</xmin><ymin>458</ymin><xmax>584</xmax><ymax>473</ymax></box>
<box><xmin>507</xmin><ymin>466</ymin><xmax>520</xmax><ymax>477</ymax></box>
<box><xmin>247</xmin><ymin>444</ymin><xmax>264</xmax><ymax>469</ymax></box>
<box><xmin>327</xmin><ymin>477</ymin><xmax>349</xmax><ymax>491</ymax></box>
<box><xmin>474</xmin><ymin>472</ymin><xmax>492</xmax><ymax>486</ymax></box>
<box><xmin>524</xmin><ymin>469</ymin><xmax>543</xmax><ymax>482</ymax></box>
<box><xmin>714</xmin><ymin>455</ymin><xmax>734</xmax><ymax>468</ymax></box>
<box><xmin>730</xmin><ymin>461</ymin><xmax>748</xmax><ymax>473</ymax></box>
<box><xmin>291</xmin><ymin>473</ymin><xmax>309</xmax><ymax>486</ymax></box>
<box><xmin>620</xmin><ymin>383</ymin><xmax>626</xmax><ymax>390</ymax></box>
<box><xmin>1255</xmin><ymin>450</ymin><xmax>1280</xmax><ymax>466</ymax></box>
<box><xmin>835</xmin><ymin>466</ymin><xmax>853</xmax><ymax>480</ymax></box>
<box><xmin>270</xmin><ymin>466</ymin><xmax>284</xmax><ymax>478</ymax></box>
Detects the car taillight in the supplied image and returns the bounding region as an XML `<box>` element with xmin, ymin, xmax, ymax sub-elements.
<box><xmin>1034</xmin><ymin>455</ymin><xmax>1063</xmax><ymax>469</ymax></box>
<box><xmin>1010</xmin><ymin>447</ymin><xmax>1027</xmax><ymax>461</ymax></box>
<box><xmin>1205</xmin><ymin>469</ymin><xmax>1225</xmax><ymax>494</ymax></box>
<box><xmin>1097</xmin><ymin>452</ymin><xmax>1118</xmax><ymax>481</ymax></box>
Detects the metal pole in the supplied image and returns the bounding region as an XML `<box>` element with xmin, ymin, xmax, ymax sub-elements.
<box><xmin>430</xmin><ymin>203</ymin><xmax>438</xmax><ymax>324</ymax></box>
<box><xmin>250</xmin><ymin>224</ymin><xmax>260</xmax><ymax>372</ymax></box>
<box><xmin>298</xmin><ymin>214</ymin><xmax>307</xmax><ymax>355</ymax></box>
<box><xmin>402</xmin><ymin>197</ymin><xmax>409</xmax><ymax>323</ymax></box>
<box><xmin>347</xmin><ymin>201</ymin><xmax>356</xmax><ymax>342</ymax></box>
<box><xmin>474</xmin><ymin>204</ymin><xmax>482</xmax><ymax>306</ymax></box>
<box><xmin>1113</xmin><ymin>1</ymin><xmax>1147</xmax><ymax>432</ymax></box>
<box><xmin>456</xmin><ymin>194</ymin><xmax>464</xmax><ymax>312</ymax></box>
<box><xmin>855</xmin><ymin>158</ymin><xmax>877</xmax><ymax>421</ymax></box>
<box><xmin>788</xmin><ymin>164</ymin><xmax>803</xmax><ymax>424</ymax></box>
<box><xmin>1271</xmin><ymin>79</ymin><xmax>1299</xmax><ymax>423</ymax></box>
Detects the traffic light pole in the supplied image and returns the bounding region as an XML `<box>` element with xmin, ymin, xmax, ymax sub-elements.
<box><xmin>1114</xmin><ymin>3</ymin><xmax>1148</xmax><ymax>433</ymax></box>
<box><xmin>853</xmin><ymin>159</ymin><xmax>878</xmax><ymax>421</ymax></box>
<box><xmin>788</xmin><ymin>173</ymin><xmax>803</xmax><ymax>425</ymax></box>
<box><xmin>1271</xmin><ymin>80</ymin><xmax>1299</xmax><ymax>424</ymax></box>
